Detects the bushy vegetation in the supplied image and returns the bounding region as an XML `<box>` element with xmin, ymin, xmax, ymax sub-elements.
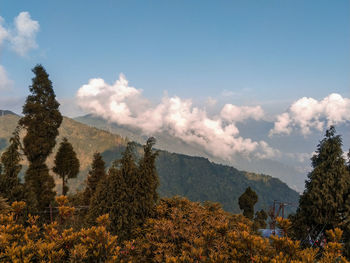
<box><xmin>0</xmin><ymin>196</ymin><xmax>348</xmax><ymax>262</ymax></box>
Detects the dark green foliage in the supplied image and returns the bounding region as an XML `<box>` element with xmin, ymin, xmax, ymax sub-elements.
<box><xmin>253</xmin><ymin>209</ymin><xmax>268</xmax><ymax>230</ymax></box>
<box><xmin>0</xmin><ymin>126</ymin><xmax>24</xmax><ymax>203</ymax></box>
<box><xmin>88</xmin><ymin>143</ymin><xmax>138</xmax><ymax>240</ymax></box>
<box><xmin>84</xmin><ymin>152</ymin><xmax>106</xmax><ymax>205</ymax></box>
<box><xmin>1</xmin><ymin>113</ymin><xmax>300</xmax><ymax>215</ymax></box>
<box><xmin>136</xmin><ymin>137</ymin><xmax>159</xmax><ymax>221</ymax></box>
<box><xmin>19</xmin><ymin>65</ymin><xmax>62</xmax><ymax>212</ymax></box>
<box><xmin>25</xmin><ymin>163</ymin><xmax>55</xmax><ymax>211</ymax></box>
<box><xmin>88</xmin><ymin>139</ymin><xmax>159</xmax><ymax>241</ymax></box>
<box><xmin>238</xmin><ymin>187</ymin><xmax>258</xmax><ymax>219</ymax></box>
<box><xmin>53</xmin><ymin>138</ymin><xmax>80</xmax><ymax>195</ymax></box>
<box><xmin>101</xmin><ymin>147</ymin><xmax>299</xmax><ymax>215</ymax></box>
<box><xmin>293</xmin><ymin>126</ymin><xmax>350</xmax><ymax>241</ymax></box>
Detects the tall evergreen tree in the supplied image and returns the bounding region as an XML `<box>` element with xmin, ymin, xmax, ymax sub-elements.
<box><xmin>19</xmin><ymin>65</ymin><xmax>63</xmax><ymax>212</ymax></box>
<box><xmin>137</xmin><ymin>137</ymin><xmax>159</xmax><ymax>221</ymax></box>
<box><xmin>238</xmin><ymin>187</ymin><xmax>258</xmax><ymax>220</ymax></box>
<box><xmin>87</xmin><ymin>144</ymin><xmax>136</xmax><ymax>240</ymax></box>
<box><xmin>109</xmin><ymin>142</ymin><xmax>138</xmax><ymax>239</ymax></box>
<box><xmin>53</xmin><ymin>138</ymin><xmax>80</xmax><ymax>196</ymax></box>
<box><xmin>0</xmin><ymin>126</ymin><xmax>23</xmax><ymax>203</ymax></box>
<box><xmin>84</xmin><ymin>152</ymin><xmax>106</xmax><ymax>205</ymax></box>
<box><xmin>293</xmin><ymin>126</ymin><xmax>350</xmax><ymax>240</ymax></box>
<box><xmin>88</xmin><ymin>139</ymin><xmax>159</xmax><ymax>241</ymax></box>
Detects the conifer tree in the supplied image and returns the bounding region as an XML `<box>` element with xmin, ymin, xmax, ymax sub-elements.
<box><xmin>0</xmin><ymin>126</ymin><xmax>23</xmax><ymax>203</ymax></box>
<box><xmin>293</xmin><ymin>126</ymin><xmax>350</xmax><ymax>240</ymax></box>
<box><xmin>109</xmin><ymin>142</ymin><xmax>138</xmax><ymax>239</ymax></box>
<box><xmin>238</xmin><ymin>187</ymin><xmax>258</xmax><ymax>220</ymax></box>
<box><xmin>137</xmin><ymin>137</ymin><xmax>159</xmax><ymax>221</ymax></box>
<box><xmin>53</xmin><ymin>138</ymin><xmax>80</xmax><ymax>196</ymax></box>
<box><xmin>84</xmin><ymin>152</ymin><xmax>106</xmax><ymax>205</ymax></box>
<box><xmin>88</xmin><ymin>140</ymin><xmax>159</xmax><ymax>241</ymax></box>
<box><xmin>87</xmin><ymin>144</ymin><xmax>136</xmax><ymax>240</ymax></box>
<box><xmin>87</xmin><ymin>166</ymin><xmax>113</xmax><ymax>223</ymax></box>
<box><xmin>19</xmin><ymin>65</ymin><xmax>63</xmax><ymax>212</ymax></box>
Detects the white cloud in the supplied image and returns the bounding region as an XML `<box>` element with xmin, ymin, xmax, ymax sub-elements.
<box><xmin>0</xmin><ymin>65</ymin><xmax>13</xmax><ymax>90</ymax></box>
<box><xmin>220</xmin><ymin>104</ymin><xmax>264</xmax><ymax>123</ymax></box>
<box><xmin>9</xmin><ymin>12</ymin><xmax>39</xmax><ymax>56</ymax></box>
<box><xmin>77</xmin><ymin>74</ymin><xmax>277</xmax><ymax>160</ymax></box>
<box><xmin>270</xmin><ymin>93</ymin><xmax>350</xmax><ymax>136</ymax></box>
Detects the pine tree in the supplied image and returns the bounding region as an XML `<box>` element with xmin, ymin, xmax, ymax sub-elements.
<box><xmin>53</xmin><ymin>138</ymin><xmax>80</xmax><ymax>196</ymax></box>
<box><xmin>137</xmin><ymin>137</ymin><xmax>159</xmax><ymax>221</ymax></box>
<box><xmin>293</xmin><ymin>126</ymin><xmax>350</xmax><ymax>240</ymax></box>
<box><xmin>87</xmin><ymin>140</ymin><xmax>159</xmax><ymax>240</ymax></box>
<box><xmin>0</xmin><ymin>126</ymin><xmax>23</xmax><ymax>203</ymax></box>
<box><xmin>109</xmin><ymin>142</ymin><xmax>138</xmax><ymax>239</ymax></box>
<box><xmin>84</xmin><ymin>152</ymin><xmax>106</xmax><ymax>205</ymax></box>
<box><xmin>19</xmin><ymin>65</ymin><xmax>63</xmax><ymax>212</ymax></box>
<box><xmin>238</xmin><ymin>187</ymin><xmax>258</xmax><ymax>220</ymax></box>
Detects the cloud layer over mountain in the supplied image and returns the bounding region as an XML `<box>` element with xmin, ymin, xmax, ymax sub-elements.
<box><xmin>77</xmin><ymin>74</ymin><xmax>279</xmax><ymax>160</ymax></box>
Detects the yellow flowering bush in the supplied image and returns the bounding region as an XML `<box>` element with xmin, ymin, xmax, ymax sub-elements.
<box><xmin>0</xmin><ymin>196</ymin><xmax>348</xmax><ymax>262</ymax></box>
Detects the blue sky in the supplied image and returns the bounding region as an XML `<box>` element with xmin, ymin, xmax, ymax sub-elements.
<box><xmin>1</xmin><ymin>0</ymin><xmax>349</xmax><ymax>110</ymax></box>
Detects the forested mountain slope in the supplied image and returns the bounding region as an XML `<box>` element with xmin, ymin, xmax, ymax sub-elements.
<box><xmin>74</xmin><ymin>114</ymin><xmax>306</xmax><ymax>192</ymax></box>
<box><xmin>0</xmin><ymin>113</ymin><xmax>299</xmax><ymax>213</ymax></box>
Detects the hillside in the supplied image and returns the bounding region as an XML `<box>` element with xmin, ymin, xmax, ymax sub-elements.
<box><xmin>0</xmin><ymin>113</ymin><xmax>299</xmax><ymax>214</ymax></box>
<box><xmin>74</xmin><ymin>114</ymin><xmax>307</xmax><ymax>192</ymax></box>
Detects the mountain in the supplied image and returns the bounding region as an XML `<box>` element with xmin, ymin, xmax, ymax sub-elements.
<box><xmin>0</xmin><ymin>112</ymin><xmax>299</xmax><ymax>214</ymax></box>
<box><xmin>74</xmin><ymin>114</ymin><xmax>307</xmax><ymax>192</ymax></box>
<box><xmin>0</xmin><ymin>110</ymin><xmax>18</xmax><ymax>116</ymax></box>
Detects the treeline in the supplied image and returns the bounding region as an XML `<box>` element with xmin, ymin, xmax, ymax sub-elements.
<box><xmin>1</xmin><ymin>65</ymin><xmax>350</xmax><ymax>262</ymax></box>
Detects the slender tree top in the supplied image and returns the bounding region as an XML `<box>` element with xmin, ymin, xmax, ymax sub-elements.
<box><xmin>311</xmin><ymin>125</ymin><xmax>344</xmax><ymax>168</ymax></box>
<box><xmin>19</xmin><ymin>64</ymin><xmax>62</xmax><ymax>163</ymax></box>
<box><xmin>22</xmin><ymin>65</ymin><xmax>60</xmax><ymax>115</ymax></box>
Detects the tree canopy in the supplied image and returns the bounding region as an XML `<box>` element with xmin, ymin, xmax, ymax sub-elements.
<box><xmin>293</xmin><ymin>126</ymin><xmax>350</xmax><ymax>244</ymax></box>
<box><xmin>19</xmin><ymin>65</ymin><xmax>62</xmax><ymax>212</ymax></box>
<box><xmin>238</xmin><ymin>186</ymin><xmax>258</xmax><ymax>220</ymax></box>
<box><xmin>0</xmin><ymin>126</ymin><xmax>23</xmax><ymax>203</ymax></box>
<box><xmin>53</xmin><ymin>137</ymin><xmax>80</xmax><ymax>195</ymax></box>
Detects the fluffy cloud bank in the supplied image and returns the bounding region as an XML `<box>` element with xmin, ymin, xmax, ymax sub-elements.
<box><xmin>77</xmin><ymin>74</ymin><xmax>278</xmax><ymax>160</ymax></box>
<box><xmin>0</xmin><ymin>12</ymin><xmax>39</xmax><ymax>56</ymax></box>
<box><xmin>270</xmin><ymin>93</ymin><xmax>350</xmax><ymax>136</ymax></box>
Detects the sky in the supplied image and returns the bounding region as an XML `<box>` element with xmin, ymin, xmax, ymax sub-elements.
<box><xmin>0</xmin><ymin>1</ymin><xmax>350</xmax><ymax>175</ymax></box>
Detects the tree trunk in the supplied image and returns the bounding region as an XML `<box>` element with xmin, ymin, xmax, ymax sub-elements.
<box><xmin>62</xmin><ymin>176</ymin><xmax>67</xmax><ymax>195</ymax></box>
